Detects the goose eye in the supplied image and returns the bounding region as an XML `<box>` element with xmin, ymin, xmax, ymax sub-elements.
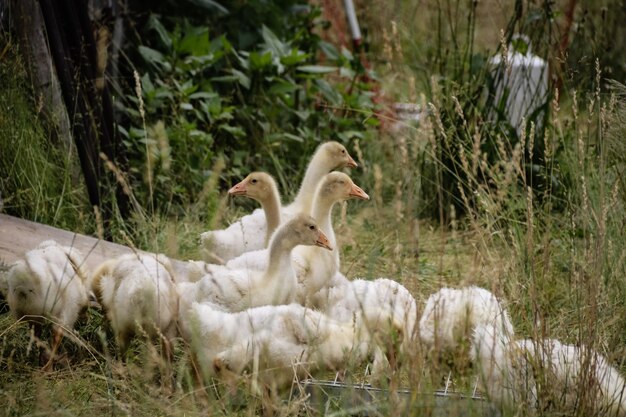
<box><xmin>309</xmin><ymin>225</ymin><xmax>315</xmax><ymax>230</ymax></box>
<box><xmin>251</xmin><ymin>179</ymin><xmax>258</xmax><ymax>184</ymax></box>
<box><xmin>341</xmin><ymin>149</ymin><xmax>346</xmax><ymax>154</ymax></box>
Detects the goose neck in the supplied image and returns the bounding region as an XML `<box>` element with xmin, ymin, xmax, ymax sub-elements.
<box><xmin>265</xmin><ymin>228</ymin><xmax>295</xmax><ymax>278</ymax></box>
<box><xmin>311</xmin><ymin>197</ymin><xmax>336</xmax><ymax>238</ymax></box>
<box><xmin>292</xmin><ymin>155</ymin><xmax>328</xmax><ymax>213</ymax></box>
<box><xmin>262</xmin><ymin>190</ymin><xmax>282</xmax><ymax>246</ymax></box>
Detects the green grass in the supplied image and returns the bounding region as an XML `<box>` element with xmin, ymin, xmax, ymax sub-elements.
<box><xmin>0</xmin><ymin>42</ymin><xmax>91</xmax><ymax>234</ymax></box>
<box><xmin>1</xmin><ymin>2</ymin><xmax>626</xmax><ymax>416</ymax></box>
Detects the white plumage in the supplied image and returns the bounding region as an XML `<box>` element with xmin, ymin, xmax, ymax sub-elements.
<box><xmin>222</xmin><ymin>172</ymin><xmax>369</xmax><ymax>305</ymax></box>
<box><xmin>324</xmin><ymin>277</ymin><xmax>418</xmax><ymax>374</ymax></box>
<box><xmin>182</xmin><ymin>301</ymin><xmax>373</xmax><ymax>390</ymax></box>
<box><xmin>92</xmin><ymin>253</ymin><xmax>179</xmax><ymax>356</ymax></box>
<box><xmin>4</xmin><ymin>240</ymin><xmax>90</xmax><ymax>368</ymax></box>
<box><xmin>190</xmin><ymin>214</ymin><xmax>332</xmax><ymax>313</ymax></box>
<box><xmin>472</xmin><ymin>323</ymin><xmax>626</xmax><ymax>416</ymax></box>
<box><xmin>200</xmin><ymin>141</ymin><xmax>357</xmax><ymax>263</ymax></box>
<box><xmin>192</xmin><ymin>172</ymin><xmax>284</xmax><ymax>275</ymax></box>
<box><xmin>228</xmin><ymin>172</ymin><xmax>282</xmax><ymax>247</ymax></box>
<box><xmin>419</xmin><ymin>286</ymin><xmax>514</xmax><ymax>360</ymax></box>
<box><xmin>5</xmin><ymin>240</ymin><xmax>89</xmax><ymax>328</ymax></box>
<box><xmin>294</xmin><ymin>172</ymin><xmax>369</xmax><ymax>305</ymax></box>
<box><xmin>307</xmin><ymin>271</ymin><xmax>350</xmax><ymax>309</ymax></box>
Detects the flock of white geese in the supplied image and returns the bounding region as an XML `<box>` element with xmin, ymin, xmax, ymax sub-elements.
<box><xmin>1</xmin><ymin>141</ymin><xmax>625</xmax><ymax>415</ymax></box>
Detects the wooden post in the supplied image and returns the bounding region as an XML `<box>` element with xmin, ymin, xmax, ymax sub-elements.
<box><xmin>36</xmin><ymin>0</ymin><xmax>130</xmax><ymax>237</ymax></box>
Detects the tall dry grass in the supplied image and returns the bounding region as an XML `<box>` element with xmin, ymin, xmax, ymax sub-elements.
<box><xmin>1</xmin><ymin>2</ymin><xmax>626</xmax><ymax>417</ymax></box>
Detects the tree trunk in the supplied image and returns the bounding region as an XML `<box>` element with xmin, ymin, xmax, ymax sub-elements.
<box><xmin>13</xmin><ymin>0</ymin><xmax>73</xmax><ymax>152</ymax></box>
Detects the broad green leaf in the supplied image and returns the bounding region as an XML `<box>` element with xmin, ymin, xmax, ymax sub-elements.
<box><xmin>319</xmin><ymin>41</ymin><xmax>340</xmax><ymax>60</ymax></box>
<box><xmin>180</xmin><ymin>103</ymin><xmax>193</xmax><ymax>110</ymax></box>
<box><xmin>141</xmin><ymin>73</ymin><xmax>155</xmax><ymax>94</ymax></box>
<box><xmin>269</xmin><ymin>81</ymin><xmax>299</xmax><ymax>95</ymax></box>
<box><xmin>138</xmin><ymin>46</ymin><xmax>169</xmax><ymax>69</ymax></box>
<box><xmin>261</xmin><ymin>25</ymin><xmax>288</xmax><ymax>58</ymax></box>
<box><xmin>249</xmin><ymin>51</ymin><xmax>273</xmax><ymax>70</ymax></box>
<box><xmin>219</xmin><ymin>124</ymin><xmax>246</xmax><ymax>137</ymax></box>
<box><xmin>230</xmin><ymin>69</ymin><xmax>251</xmax><ymax>89</ymax></box>
<box><xmin>297</xmin><ymin>65</ymin><xmax>338</xmax><ymax>74</ymax></box>
<box><xmin>118</xmin><ymin>125</ymin><xmax>129</xmax><ymax>139</ymax></box>
<box><xmin>179</xmin><ymin>26</ymin><xmax>210</xmax><ymax>56</ymax></box>
<box><xmin>189</xmin><ymin>92</ymin><xmax>218</xmax><ymax>100</ymax></box>
<box><xmin>341</xmin><ymin>46</ymin><xmax>354</xmax><ymax>61</ymax></box>
<box><xmin>293</xmin><ymin>110</ymin><xmax>310</xmax><ymax>121</ymax></box>
<box><xmin>129</xmin><ymin>127</ymin><xmax>147</xmax><ymax>139</ymax></box>
<box><xmin>148</xmin><ymin>15</ymin><xmax>172</xmax><ymax>51</ymax></box>
<box><xmin>280</xmin><ymin>50</ymin><xmax>309</xmax><ymax>66</ymax></box>
<box><xmin>185</xmin><ymin>0</ymin><xmax>229</xmax><ymax>14</ymax></box>
<box><xmin>211</xmin><ymin>75</ymin><xmax>239</xmax><ymax>83</ymax></box>
<box><xmin>155</xmin><ymin>89</ymin><xmax>174</xmax><ymax>100</ymax></box>
<box><xmin>281</xmin><ymin>133</ymin><xmax>304</xmax><ymax>142</ymax></box>
<box><xmin>339</xmin><ymin>66</ymin><xmax>356</xmax><ymax>79</ymax></box>
<box><xmin>315</xmin><ymin>79</ymin><xmax>343</xmax><ymax>105</ymax></box>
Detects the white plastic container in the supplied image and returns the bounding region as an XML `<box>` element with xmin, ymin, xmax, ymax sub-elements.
<box><xmin>489</xmin><ymin>35</ymin><xmax>549</xmax><ymax>135</ymax></box>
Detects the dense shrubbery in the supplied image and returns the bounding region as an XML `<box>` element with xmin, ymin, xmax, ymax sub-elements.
<box><xmin>118</xmin><ymin>3</ymin><xmax>378</xmax><ymax>217</ymax></box>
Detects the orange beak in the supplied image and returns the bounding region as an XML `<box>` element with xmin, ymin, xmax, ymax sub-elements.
<box><xmin>315</xmin><ymin>230</ymin><xmax>333</xmax><ymax>251</ymax></box>
<box><xmin>228</xmin><ymin>181</ymin><xmax>247</xmax><ymax>196</ymax></box>
<box><xmin>345</xmin><ymin>154</ymin><xmax>358</xmax><ymax>168</ymax></box>
<box><xmin>349</xmin><ymin>183</ymin><xmax>370</xmax><ymax>200</ymax></box>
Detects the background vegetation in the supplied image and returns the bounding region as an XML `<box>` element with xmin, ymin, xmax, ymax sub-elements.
<box><xmin>0</xmin><ymin>0</ymin><xmax>625</xmax><ymax>415</ymax></box>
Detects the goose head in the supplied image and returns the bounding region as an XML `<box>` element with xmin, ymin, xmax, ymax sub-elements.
<box><xmin>319</xmin><ymin>141</ymin><xmax>358</xmax><ymax>170</ymax></box>
<box><xmin>280</xmin><ymin>214</ymin><xmax>333</xmax><ymax>251</ymax></box>
<box><xmin>6</xmin><ymin>260</ymin><xmax>44</xmax><ymax>318</ymax></box>
<box><xmin>228</xmin><ymin>172</ymin><xmax>278</xmax><ymax>205</ymax></box>
<box><xmin>317</xmin><ymin>172</ymin><xmax>370</xmax><ymax>203</ymax></box>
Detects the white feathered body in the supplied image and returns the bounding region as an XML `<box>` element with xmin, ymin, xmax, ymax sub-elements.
<box><xmin>5</xmin><ymin>240</ymin><xmax>89</xmax><ymax>329</ymax></box>
<box><xmin>419</xmin><ymin>286</ymin><xmax>514</xmax><ymax>354</ymax></box>
<box><xmin>184</xmin><ymin>302</ymin><xmax>371</xmax><ymax>388</ymax></box>
<box><xmin>200</xmin><ymin>208</ymin><xmax>268</xmax><ymax>263</ymax></box>
<box><xmin>325</xmin><ymin>278</ymin><xmax>417</xmax><ymax>374</ymax></box>
<box><xmin>472</xmin><ymin>323</ymin><xmax>626</xmax><ymax>416</ymax></box>
<box><xmin>97</xmin><ymin>253</ymin><xmax>179</xmax><ymax>350</ymax></box>
<box><xmin>308</xmin><ymin>271</ymin><xmax>350</xmax><ymax>309</ymax></box>
<box><xmin>191</xmin><ymin>264</ymin><xmax>297</xmax><ymax>313</ymax></box>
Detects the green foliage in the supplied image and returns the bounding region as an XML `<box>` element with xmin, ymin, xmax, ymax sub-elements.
<box><xmin>119</xmin><ymin>6</ymin><xmax>377</xmax><ymax>216</ymax></box>
<box><xmin>0</xmin><ymin>41</ymin><xmax>90</xmax><ymax>232</ymax></box>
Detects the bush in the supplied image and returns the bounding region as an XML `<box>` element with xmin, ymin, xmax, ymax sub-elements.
<box><xmin>117</xmin><ymin>4</ymin><xmax>379</xmax><ymax>219</ymax></box>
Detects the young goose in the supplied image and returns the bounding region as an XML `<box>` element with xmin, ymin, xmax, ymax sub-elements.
<box><xmin>200</xmin><ymin>172</ymin><xmax>284</xmax><ymax>273</ymax></box>
<box><xmin>5</xmin><ymin>240</ymin><xmax>90</xmax><ymax>370</ymax></box>
<box><xmin>200</xmin><ymin>141</ymin><xmax>357</xmax><ymax>263</ymax></box>
<box><xmin>472</xmin><ymin>323</ymin><xmax>626</xmax><ymax>416</ymax></box>
<box><xmin>92</xmin><ymin>253</ymin><xmax>179</xmax><ymax>358</ymax></box>
<box><xmin>293</xmin><ymin>172</ymin><xmax>369</xmax><ymax>304</ymax></box>
<box><xmin>224</xmin><ymin>172</ymin><xmax>369</xmax><ymax>304</ymax></box>
<box><xmin>228</xmin><ymin>172</ymin><xmax>282</xmax><ymax>247</ymax></box>
<box><xmin>324</xmin><ymin>277</ymin><xmax>418</xmax><ymax>374</ymax></box>
<box><xmin>419</xmin><ymin>286</ymin><xmax>514</xmax><ymax>371</ymax></box>
<box><xmin>182</xmin><ymin>302</ymin><xmax>375</xmax><ymax>391</ymax></box>
<box><xmin>192</xmin><ymin>214</ymin><xmax>332</xmax><ymax>312</ymax></box>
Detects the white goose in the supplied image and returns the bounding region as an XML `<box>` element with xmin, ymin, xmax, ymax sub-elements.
<box><xmin>224</xmin><ymin>172</ymin><xmax>369</xmax><ymax>304</ymax></box>
<box><xmin>228</xmin><ymin>172</ymin><xmax>282</xmax><ymax>247</ymax></box>
<box><xmin>189</xmin><ymin>214</ymin><xmax>332</xmax><ymax>313</ymax></box>
<box><xmin>324</xmin><ymin>277</ymin><xmax>418</xmax><ymax>374</ymax></box>
<box><xmin>184</xmin><ymin>172</ymin><xmax>283</xmax><ymax>280</ymax></box>
<box><xmin>182</xmin><ymin>301</ymin><xmax>376</xmax><ymax>391</ymax></box>
<box><xmin>419</xmin><ymin>286</ymin><xmax>514</xmax><ymax>369</ymax></box>
<box><xmin>4</xmin><ymin>240</ymin><xmax>90</xmax><ymax>369</ymax></box>
<box><xmin>472</xmin><ymin>323</ymin><xmax>626</xmax><ymax>416</ymax></box>
<box><xmin>91</xmin><ymin>253</ymin><xmax>179</xmax><ymax>358</ymax></box>
<box><xmin>200</xmin><ymin>141</ymin><xmax>357</xmax><ymax>263</ymax></box>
